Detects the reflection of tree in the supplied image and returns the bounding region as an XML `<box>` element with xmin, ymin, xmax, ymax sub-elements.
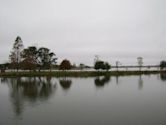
<box><xmin>115</xmin><ymin>76</ymin><xmax>119</xmax><ymax>85</ymax></box>
<box><xmin>160</xmin><ymin>73</ymin><xmax>166</xmax><ymax>81</ymax></box>
<box><xmin>1</xmin><ymin>77</ymin><xmax>56</xmax><ymax>117</ymax></box>
<box><xmin>138</xmin><ymin>75</ymin><xmax>143</xmax><ymax>90</ymax></box>
<box><xmin>1</xmin><ymin>77</ymin><xmax>9</xmax><ymax>83</ymax></box>
<box><xmin>94</xmin><ymin>75</ymin><xmax>110</xmax><ymax>87</ymax></box>
<box><xmin>10</xmin><ymin>77</ymin><xmax>24</xmax><ymax>117</ymax></box>
<box><xmin>59</xmin><ymin>78</ymin><xmax>72</xmax><ymax>90</ymax></box>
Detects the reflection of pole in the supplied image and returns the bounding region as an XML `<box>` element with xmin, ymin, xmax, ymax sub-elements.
<box><xmin>116</xmin><ymin>76</ymin><xmax>119</xmax><ymax>85</ymax></box>
<box><xmin>138</xmin><ymin>75</ymin><xmax>143</xmax><ymax>90</ymax></box>
<box><xmin>116</xmin><ymin>61</ymin><xmax>118</xmax><ymax>71</ymax></box>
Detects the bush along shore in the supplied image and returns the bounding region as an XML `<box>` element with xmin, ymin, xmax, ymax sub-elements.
<box><xmin>0</xmin><ymin>70</ymin><xmax>166</xmax><ymax>77</ymax></box>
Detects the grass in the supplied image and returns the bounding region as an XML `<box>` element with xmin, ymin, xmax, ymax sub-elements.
<box><xmin>0</xmin><ymin>70</ymin><xmax>165</xmax><ymax>77</ymax></box>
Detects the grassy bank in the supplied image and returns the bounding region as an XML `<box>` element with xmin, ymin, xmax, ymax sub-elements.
<box><xmin>0</xmin><ymin>70</ymin><xmax>166</xmax><ymax>77</ymax></box>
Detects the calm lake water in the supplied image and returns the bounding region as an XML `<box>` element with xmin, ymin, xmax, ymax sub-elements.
<box><xmin>0</xmin><ymin>74</ymin><xmax>166</xmax><ymax>125</ymax></box>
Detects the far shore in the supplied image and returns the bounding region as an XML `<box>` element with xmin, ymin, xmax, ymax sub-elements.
<box><xmin>0</xmin><ymin>70</ymin><xmax>166</xmax><ymax>77</ymax></box>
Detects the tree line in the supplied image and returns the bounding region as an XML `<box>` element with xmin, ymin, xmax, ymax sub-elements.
<box><xmin>3</xmin><ymin>36</ymin><xmax>92</xmax><ymax>72</ymax></box>
<box><xmin>0</xmin><ymin>36</ymin><xmax>166</xmax><ymax>72</ymax></box>
<box><xmin>9</xmin><ymin>36</ymin><xmax>57</xmax><ymax>72</ymax></box>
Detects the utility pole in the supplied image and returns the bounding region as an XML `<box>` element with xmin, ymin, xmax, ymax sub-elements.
<box><xmin>116</xmin><ymin>61</ymin><xmax>121</xmax><ymax>71</ymax></box>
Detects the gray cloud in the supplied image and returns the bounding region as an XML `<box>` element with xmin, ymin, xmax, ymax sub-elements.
<box><xmin>0</xmin><ymin>0</ymin><xmax>166</xmax><ymax>65</ymax></box>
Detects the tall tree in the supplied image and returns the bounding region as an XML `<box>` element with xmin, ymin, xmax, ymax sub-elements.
<box><xmin>9</xmin><ymin>36</ymin><xmax>24</xmax><ymax>71</ymax></box>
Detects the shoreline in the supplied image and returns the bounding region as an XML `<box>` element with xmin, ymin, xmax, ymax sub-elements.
<box><xmin>0</xmin><ymin>70</ymin><xmax>166</xmax><ymax>77</ymax></box>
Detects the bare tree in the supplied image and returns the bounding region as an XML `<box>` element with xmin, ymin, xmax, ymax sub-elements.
<box><xmin>94</xmin><ymin>55</ymin><xmax>100</xmax><ymax>64</ymax></box>
<box><xmin>9</xmin><ymin>36</ymin><xmax>24</xmax><ymax>72</ymax></box>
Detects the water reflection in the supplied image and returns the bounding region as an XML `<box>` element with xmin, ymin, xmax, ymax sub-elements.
<box><xmin>0</xmin><ymin>75</ymin><xmax>166</xmax><ymax>125</ymax></box>
<box><xmin>115</xmin><ymin>76</ymin><xmax>119</xmax><ymax>85</ymax></box>
<box><xmin>138</xmin><ymin>75</ymin><xmax>143</xmax><ymax>90</ymax></box>
<box><xmin>1</xmin><ymin>77</ymin><xmax>56</xmax><ymax>117</ymax></box>
<box><xmin>94</xmin><ymin>75</ymin><xmax>110</xmax><ymax>88</ymax></box>
<box><xmin>160</xmin><ymin>73</ymin><xmax>166</xmax><ymax>81</ymax></box>
<box><xmin>59</xmin><ymin>78</ymin><xmax>72</xmax><ymax>90</ymax></box>
<box><xmin>94</xmin><ymin>75</ymin><xmax>144</xmax><ymax>90</ymax></box>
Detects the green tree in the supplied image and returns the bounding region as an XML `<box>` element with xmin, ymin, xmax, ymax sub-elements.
<box><xmin>160</xmin><ymin>61</ymin><xmax>166</xmax><ymax>70</ymax></box>
<box><xmin>104</xmin><ymin>62</ymin><xmax>111</xmax><ymax>71</ymax></box>
<box><xmin>37</xmin><ymin>47</ymin><xmax>57</xmax><ymax>71</ymax></box>
<box><xmin>94</xmin><ymin>61</ymin><xmax>104</xmax><ymax>70</ymax></box>
<box><xmin>9</xmin><ymin>36</ymin><xmax>24</xmax><ymax>72</ymax></box>
<box><xmin>59</xmin><ymin>59</ymin><xmax>71</xmax><ymax>70</ymax></box>
<box><xmin>21</xmin><ymin>46</ymin><xmax>38</xmax><ymax>71</ymax></box>
<box><xmin>94</xmin><ymin>61</ymin><xmax>111</xmax><ymax>71</ymax></box>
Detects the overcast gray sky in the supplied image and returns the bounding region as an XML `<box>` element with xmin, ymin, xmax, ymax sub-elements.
<box><xmin>0</xmin><ymin>0</ymin><xmax>166</xmax><ymax>66</ymax></box>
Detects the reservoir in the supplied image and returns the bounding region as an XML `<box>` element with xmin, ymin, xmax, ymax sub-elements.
<box><xmin>0</xmin><ymin>74</ymin><xmax>166</xmax><ymax>125</ymax></box>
